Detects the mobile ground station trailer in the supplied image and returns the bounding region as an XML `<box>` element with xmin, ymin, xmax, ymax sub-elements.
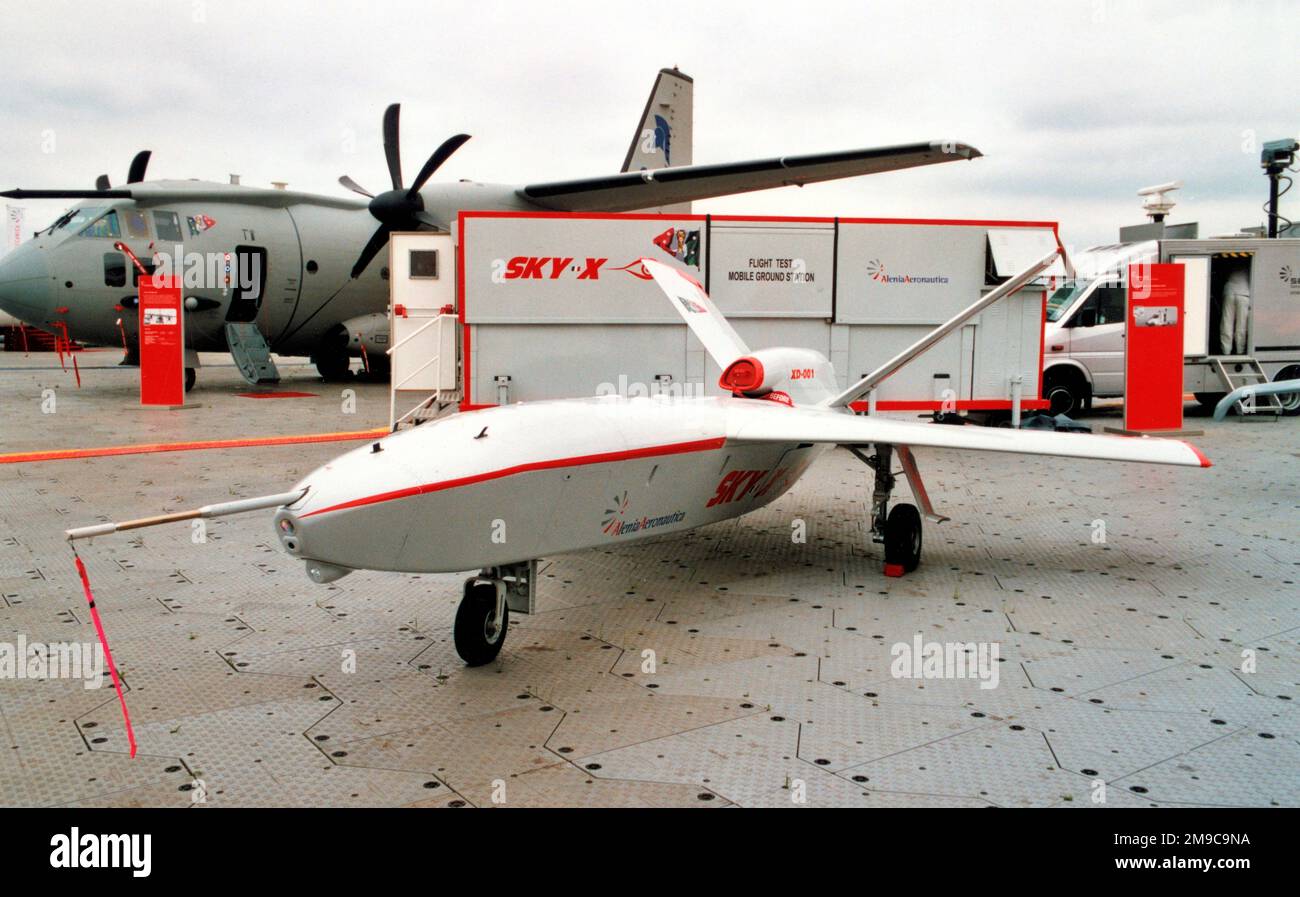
<box><xmin>386</xmin><ymin>212</ymin><xmax>1066</xmax><ymax>427</ymax></box>
<box><xmin>1043</xmin><ymin>237</ymin><xmax>1300</xmax><ymax>416</ymax></box>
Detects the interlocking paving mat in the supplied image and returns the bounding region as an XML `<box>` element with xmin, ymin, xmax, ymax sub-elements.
<box><xmin>0</xmin><ymin>356</ymin><xmax>1296</xmax><ymax>806</ymax></box>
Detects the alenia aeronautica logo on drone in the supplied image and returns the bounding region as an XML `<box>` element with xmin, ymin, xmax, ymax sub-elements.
<box><xmin>601</xmin><ymin>490</ymin><xmax>686</xmax><ymax>536</ymax></box>
<box><xmin>866</xmin><ymin>258</ymin><xmax>950</xmax><ymax>285</ymax></box>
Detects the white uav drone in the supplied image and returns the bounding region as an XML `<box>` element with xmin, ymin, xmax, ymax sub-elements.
<box><xmin>69</xmin><ymin>254</ymin><xmax>1210</xmax><ymax>665</ymax></box>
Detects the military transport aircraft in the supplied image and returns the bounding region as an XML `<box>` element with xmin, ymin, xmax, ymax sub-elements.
<box><xmin>0</xmin><ymin>67</ymin><xmax>977</xmax><ymax>389</ymax></box>
<box><xmin>69</xmin><ymin>256</ymin><xmax>1211</xmax><ymax>667</ymax></box>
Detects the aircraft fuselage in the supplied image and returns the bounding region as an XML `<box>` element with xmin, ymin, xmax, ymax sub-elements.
<box><xmin>273</xmin><ymin>396</ymin><xmax>827</xmax><ymax>575</ymax></box>
<box><xmin>0</xmin><ymin>180</ymin><xmax>538</xmax><ymax>363</ymax></box>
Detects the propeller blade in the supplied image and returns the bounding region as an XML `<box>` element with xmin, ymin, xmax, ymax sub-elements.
<box><xmin>338</xmin><ymin>175</ymin><xmax>374</xmax><ymax>198</ymax></box>
<box><xmin>407</xmin><ymin>134</ymin><xmax>471</xmax><ymax>199</ymax></box>
<box><xmin>413</xmin><ymin>210</ymin><xmax>442</xmax><ymax>229</ymax></box>
<box><xmin>127</xmin><ymin>150</ymin><xmax>151</xmax><ymax>184</ymax></box>
<box><xmin>351</xmin><ymin>224</ymin><xmax>393</xmax><ymax>279</ymax></box>
<box><xmin>95</xmin><ymin>174</ymin><xmax>111</xmax><ymax>191</ymax></box>
<box><xmin>382</xmin><ymin>104</ymin><xmax>402</xmax><ymax>191</ymax></box>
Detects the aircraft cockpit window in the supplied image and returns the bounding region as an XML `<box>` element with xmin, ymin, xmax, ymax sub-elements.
<box><xmin>48</xmin><ymin>206</ymin><xmax>104</xmax><ymax>235</ymax></box>
<box><xmin>79</xmin><ymin>210</ymin><xmax>121</xmax><ymax>239</ymax></box>
<box><xmin>153</xmin><ymin>211</ymin><xmax>182</xmax><ymax>242</ymax></box>
<box><xmin>123</xmin><ymin>209</ymin><xmax>150</xmax><ymax>239</ymax></box>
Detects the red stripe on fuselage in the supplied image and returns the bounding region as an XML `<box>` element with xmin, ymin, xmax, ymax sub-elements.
<box><xmin>300</xmin><ymin>436</ymin><xmax>728</xmax><ymax>518</ymax></box>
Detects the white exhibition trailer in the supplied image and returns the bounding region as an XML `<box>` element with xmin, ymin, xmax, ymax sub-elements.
<box><xmin>386</xmin><ymin>213</ymin><xmax>1064</xmax><ymax>428</ymax></box>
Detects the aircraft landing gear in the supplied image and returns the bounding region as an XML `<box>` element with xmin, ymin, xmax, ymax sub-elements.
<box><xmin>313</xmin><ymin>350</ymin><xmax>353</xmax><ymax>382</ymax></box>
<box><xmin>453</xmin><ymin>560</ymin><xmax>537</xmax><ymax>666</ymax></box>
<box><xmin>455</xmin><ymin>579</ymin><xmax>508</xmax><ymax>666</ymax></box>
<box><xmin>884</xmin><ymin>503</ymin><xmax>922</xmax><ymax>572</ymax></box>
<box><xmin>850</xmin><ymin>444</ymin><xmax>946</xmax><ymax>576</ymax></box>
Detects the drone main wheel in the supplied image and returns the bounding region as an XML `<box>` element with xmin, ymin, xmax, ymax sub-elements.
<box><xmin>454</xmin><ymin>580</ymin><xmax>508</xmax><ymax>666</ymax></box>
<box><xmin>884</xmin><ymin>503</ymin><xmax>923</xmax><ymax>573</ymax></box>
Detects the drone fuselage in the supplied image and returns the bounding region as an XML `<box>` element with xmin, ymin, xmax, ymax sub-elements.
<box><xmin>273</xmin><ymin>395</ymin><xmax>826</xmax><ymax>575</ymax></box>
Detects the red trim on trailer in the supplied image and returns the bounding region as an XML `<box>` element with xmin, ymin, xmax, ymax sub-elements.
<box><xmin>848</xmin><ymin>398</ymin><xmax>1051</xmax><ymax>413</ymax></box>
<box><xmin>457</xmin><ymin>215</ymin><xmax>472</xmax><ymax>412</ymax></box>
<box><xmin>459</xmin><ymin>210</ymin><xmax>1059</xmax><ymax>229</ymax></box>
<box><xmin>454</xmin><ymin>399</ymin><xmax>1051</xmax><ymax>414</ymax></box>
<box><xmin>301</xmin><ymin>435</ymin><xmax>728</xmax><ymax>518</ymax></box>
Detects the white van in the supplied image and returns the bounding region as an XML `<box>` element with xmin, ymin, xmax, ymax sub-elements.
<box><xmin>1042</xmin><ymin>237</ymin><xmax>1300</xmax><ymax>416</ymax></box>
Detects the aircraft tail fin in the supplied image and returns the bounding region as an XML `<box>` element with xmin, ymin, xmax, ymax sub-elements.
<box><xmin>621</xmin><ymin>68</ymin><xmax>693</xmax><ymax>212</ymax></box>
<box><xmin>640</xmin><ymin>258</ymin><xmax>749</xmax><ymax>370</ymax></box>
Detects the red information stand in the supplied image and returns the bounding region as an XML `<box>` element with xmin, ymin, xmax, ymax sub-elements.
<box><xmin>1115</xmin><ymin>262</ymin><xmax>1193</xmax><ymax>435</ymax></box>
<box><xmin>138</xmin><ymin>276</ymin><xmax>186</xmax><ymax>406</ymax></box>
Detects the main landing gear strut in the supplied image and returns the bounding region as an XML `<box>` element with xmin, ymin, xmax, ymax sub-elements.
<box><xmin>454</xmin><ymin>559</ymin><xmax>537</xmax><ymax>666</ymax></box>
<box><xmin>849</xmin><ymin>444</ymin><xmax>947</xmax><ymax>577</ymax></box>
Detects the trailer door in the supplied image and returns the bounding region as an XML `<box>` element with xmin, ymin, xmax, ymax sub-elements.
<box><xmin>1171</xmin><ymin>255</ymin><xmax>1210</xmax><ymax>356</ymax></box>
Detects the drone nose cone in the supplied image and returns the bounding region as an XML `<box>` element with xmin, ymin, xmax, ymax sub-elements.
<box><xmin>0</xmin><ymin>245</ymin><xmax>52</xmax><ymax>323</ymax></box>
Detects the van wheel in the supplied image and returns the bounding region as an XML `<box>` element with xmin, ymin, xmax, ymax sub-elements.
<box><xmin>184</xmin><ymin>368</ymin><xmax>196</xmax><ymax>392</ymax></box>
<box><xmin>1193</xmin><ymin>392</ymin><xmax>1226</xmax><ymax>412</ymax></box>
<box><xmin>1043</xmin><ymin>368</ymin><xmax>1087</xmax><ymax>417</ymax></box>
<box><xmin>1275</xmin><ymin>366</ymin><xmax>1300</xmax><ymax>416</ymax></box>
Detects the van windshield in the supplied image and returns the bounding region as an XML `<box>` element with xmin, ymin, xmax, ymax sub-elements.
<box><xmin>1047</xmin><ymin>281</ymin><xmax>1088</xmax><ymax>322</ymax></box>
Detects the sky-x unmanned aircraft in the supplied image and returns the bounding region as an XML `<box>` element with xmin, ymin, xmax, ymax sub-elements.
<box><xmin>0</xmin><ymin>67</ymin><xmax>977</xmax><ymax>388</ymax></box>
<box><xmin>69</xmin><ymin>257</ymin><xmax>1211</xmax><ymax>667</ymax></box>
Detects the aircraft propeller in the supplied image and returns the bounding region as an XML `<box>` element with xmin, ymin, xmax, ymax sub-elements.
<box><xmin>95</xmin><ymin>150</ymin><xmax>153</xmax><ymax>191</ymax></box>
<box><xmin>338</xmin><ymin>104</ymin><xmax>470</xmax><ymax>278</ymax></box>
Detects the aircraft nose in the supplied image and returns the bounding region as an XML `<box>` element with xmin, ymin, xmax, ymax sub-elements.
<box><xmin>0</xmin><ymin>244</ymin><xmax>52</xmax><ymax>323</ymax></box>
<box><xmin>272</xmin><ymin>492</ymin><xmax>354</xmax><ymax>583</ymax></box>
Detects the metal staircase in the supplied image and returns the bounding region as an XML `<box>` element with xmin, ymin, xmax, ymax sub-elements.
<box><xmin>388</xmin><ymin>312</ymin><xmax>460</xmax><ymax>431</ymax></box>
<box><xmin>1211</xmin><ymin>356</ymin><xmax>1282</xmax><ymax>418</ymax></box>
<box><xmin>225</xmin><ymin>322</ymin><xmax>280</xmax><ymax>386</ymax></box>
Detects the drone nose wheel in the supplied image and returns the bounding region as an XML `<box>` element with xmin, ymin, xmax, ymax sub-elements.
<box><xmin>454</xmin><ymin>578</ymin><xmax>508</xmax><ymax>666</ymax></box>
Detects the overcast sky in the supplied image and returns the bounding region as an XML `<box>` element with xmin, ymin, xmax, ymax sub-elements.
<box><xmin>2</xmin><ymin>0</ymin><xmax>1296</xmax><ymax>252</ymax></box>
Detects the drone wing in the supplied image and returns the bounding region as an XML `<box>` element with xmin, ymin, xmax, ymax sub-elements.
<box><xmin>723</xmin><ymin>402</ymin><xmax>1211</xmax><ymax>468</ymax></box>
